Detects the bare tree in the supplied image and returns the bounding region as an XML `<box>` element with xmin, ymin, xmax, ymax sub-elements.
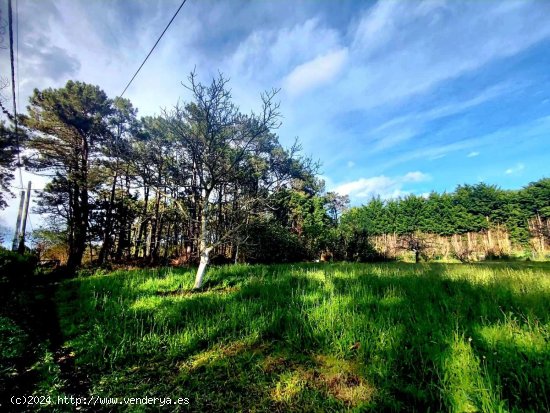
<box><xmin>165</xmin><ymin>71</ymin><xmax>306</xmax><ymax>289</ymax></box>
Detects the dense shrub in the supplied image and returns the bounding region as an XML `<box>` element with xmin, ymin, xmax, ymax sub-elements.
<box><xmin>0</xmin><ymin>247</ymin><xmax>38</xmax><ymax>284</ymax></box>
<box><xmin>241</xmin><ymin>218</ymin><xmax>308</xmax><ymax>263</ymax></box>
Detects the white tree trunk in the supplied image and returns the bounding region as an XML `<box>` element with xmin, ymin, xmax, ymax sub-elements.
<box><xmin>194</xmin><ymin>192</ymin><xmax>212</xmax><ymax>290</ymax></box>
<box><xmin>234</xmin><ymin>243</ymin><xmax>239</xmax><ymax>264</ymax></box>
<box><xmin>193</xmin><ymin>246</ymin><xmax>212</xmax><ymax>289</ymax></box>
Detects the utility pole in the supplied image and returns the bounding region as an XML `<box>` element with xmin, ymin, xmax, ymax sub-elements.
<box><xmin>18</xmin><ymin>181</ymin><xmax>32</xmax><ymax>253</ymax></box>
<box><xmin>11</xmin><ymin>190</ymin><xmax>25</xmax><ymax>251</ymax></box>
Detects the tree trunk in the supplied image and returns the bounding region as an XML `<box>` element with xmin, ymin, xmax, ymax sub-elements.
<box><xmin>194</xmin><ymin>192</ymin><xmax>211</xmax><ymax>290</ymax></box>
<box><xmin>136</xmin><ymin>185</ymin><xmax>149</xmax><ymax>259</ymax></box>
<box><xmin>68</xmin><ymin>185</ymin><xmax>88</xmax><ymax>270</ymax></box>
<box><xmin>149</xmin><ymin>189</ymin><xmax>162</xmax><ymax>263</ymax></box>
<box><xmin>98</xmin><ymin>169</ymin><xmax>118</xmax><ymax>264</ymax></box>
<box><xmin>145</xmin><ymin>224</ymin><xmax>152</xmax><ymax>258</ymax></box>
<box><xmin>234</xmin><ymin>243</ymin><xmax>239</xmax><ymax>264</ymax></box>
<box><xmin>153</xmin><ymin>194</ymin><xmax>167</xmax><ymax>261</ymax></box>
<box><xmin>115</xmin><ymin>169</ymin><xmax>132</xmax><ymax>261</ymax></box>
<box><xmin>194</xmin><ymin>246</ymin><xmax>213</xmax><ymax>289</ymax></box>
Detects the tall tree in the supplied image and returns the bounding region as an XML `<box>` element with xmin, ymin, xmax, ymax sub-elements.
<box><xmin>165</xmin><ymin>71</ymin><xmax>309</xmax><ymax>288</ymax></box>
<box><xmin>24</xmin><ymin>81</ymin><xmax>113</xmax><ymax>270</ymax></box>
<box><xmin>0</xmin><ymin>120</ymin><xmax>21</xmax><ymax>208</ymax></box>
<box><xmin>97</xmin><ymin>97</ymin><xmax>138</xmax><ymax>264</ymax></box>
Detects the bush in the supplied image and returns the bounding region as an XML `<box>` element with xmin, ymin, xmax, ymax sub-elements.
<box><xmin>342</xmin><ymin>231</ymin><xmax>392</xmax><ymax>262</ymax></box>
<box><xmin>241</xmin><ymin>218</ymin><xmax>308</xmax><ymax>263</ymax></box>
<box><xmin>0</xmin><ymin>247</ymin><xmax>38</xmax><ymax>284</ymax></box>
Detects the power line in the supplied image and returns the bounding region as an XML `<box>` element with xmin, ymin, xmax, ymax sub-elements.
<box><xmin>7</xmin><ymin>0</ymin><xmax>23</xmax><ymax>189</ymax></box>
<box><xmin>120</xmin><ymin>0</ymin><xmax>188</xmax><ymax>98</ymax></box>
<box><xmin>16</xmin><ymin>0</ymin><xmax>20</xmax><ymax>111</ymax></box>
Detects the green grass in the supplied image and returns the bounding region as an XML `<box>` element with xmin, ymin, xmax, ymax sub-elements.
<box><xmin>57</xmin><ymin>262</ymin><xmax>550</xmax><ymax>412</ymax></box>
<box><xmin>0</xmin><ymin>315</ymin><xmax>28</xmax><ymax>377</ymax></box>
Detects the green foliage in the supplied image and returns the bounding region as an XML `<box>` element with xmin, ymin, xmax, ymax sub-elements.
<box><xmin>0</xmin><ymin>247</ymin><xmax>37</xmax><ymax>284</ymax></box>
<box><xmin>0</xmin><ymin>315</ymin><xmax>30</xmax><ymax>401</ymax></box>
<box><xmin>269</xmin><ymin>187</ymin><xmax>347</xmax><ymax>259</ymax></box>
<box><xmin>339</xmin><ymin>207</ymin><xmax>388</xmax><ymax>261</ymax></box>
<box><xmin>0</xmin><ymin>315</ymin><xmax>28</xmax><ymax>364</ymax></box>
<box><xmin>24</xmin><ymin>80</ymin><xmax>114</xmax><ymax>269</ymax></box>
<box><xmin>0</xmin><ymin>121</ymin><xmax>24</xmax><ymax>209</ymax></box>
<box><xmin>339</xmin><ymin>178</ymin><xmax>550</xmax><ymax>250</ymax></box>
<box><xmin>56</xmin><ymin>262</ymin><xmax>550</xmax><ymax>412</ymax></box>
<box><xmin>29</xmin><ymin>346</ymin><xmax>68</xmax><ymax>410</ymax></box>
<box><xmin>241</xmin><ymin>218</ymin><xmax>307</xmax><ymax>263</ymax></box>
<box><xmin>520</xmin><ymin>178</ymin><xmax>550</xmax><ymax>217</ymax></box>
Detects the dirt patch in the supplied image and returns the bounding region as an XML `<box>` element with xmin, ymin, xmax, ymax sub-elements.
<box><xmin>270</xmin><ymin>353</ymin><xmax>375</xmax><ymax>407</ymax></box>
<box><xmin>181</xmin><ymin>339</ymin><xmax>268</xmax><ymax>372</ymax></box>
<box><xmin>262</xmin><ymin>355</ymin><xmax>293</xmax><ymax>374</ymax></box>
<box><xmin>312</xmin><ymin>369</ymin><xmax>373</xmax><ymax>404</ymax></box>
<box><xmin>308</xmin><ymin>355</ymin><xmax>375</xmax><ymax>405</ymax></box>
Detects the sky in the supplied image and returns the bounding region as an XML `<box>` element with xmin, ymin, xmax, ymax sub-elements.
<box><xmin>1</xmin><ymin>0</ymin><xmax>550</xmax><ymax>239</ymax></box>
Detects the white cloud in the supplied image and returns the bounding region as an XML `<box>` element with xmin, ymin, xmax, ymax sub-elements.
<box><xmin>330</xmin><ymin>1</ymin><xmax>550</xmax><ymax>113</ymax></box>
<box><xmin>226</xmin><ymin>18</ymin><xmax>341</xmax><ymax>83</ymax></box>
<box><xmin>371</xmin><ymin>128</ymin><xmax>418</xmax><ymax>153</ymax></box>
<box><xmin>3</xmin><ymin>0</ymin><xmax>550</xmax><ymax>226</ymax></box>
<box><xmin>351</xmin><ymin>1</ymin><xmax>402</xmax><ymax>54</ymax></box>
<box><xmin>277</xmin><ymin>1</ymin><xmax>550</xmax><ymax>169</ymax></box>
<box><xmin>467</xmin><ymin>151</ymin><xmax>480</xmax><ymax>157</ymax></box>
<box><xmin>370</xmin><ymin>82</ymin><xmax>517</xmax><ymax>151</ymax></box>
<box><xmin>505</xmin><ymin>163</ymin><xmax>525</xmax><ymax>175</ymax></box>
<box><xmin>283</xmin><ymin>48</ymin><xmax>348</xmax><ymax>97</ymax></box>
<box><xmin>403</xmin><ymin>171</ymin><xmax>429</xmax><ymax>182</ymax></box>
<box><xmin>332</xmin><ymin>171</ymin><xmax>430</xmax><ymax>200</ymax></box>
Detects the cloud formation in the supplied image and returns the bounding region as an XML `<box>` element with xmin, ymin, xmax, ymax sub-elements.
<box><xmin>505</xmin><ymin>163</ymin><xmax>525</xmax><ymax>175</ymax></box>
<box><xmin>283</xmin><ymin>48</ymin><xmax>348</xmax><ymax>97</ymax></box>
<box><xmin>333</xmin><ymin>171</ymin><xmax>430</xmax><ymax>200</ymax></box>
<box><xmin>0</xmin><ymin>0</ymin><xmax>549</xmax><ymax>223</ymax></box>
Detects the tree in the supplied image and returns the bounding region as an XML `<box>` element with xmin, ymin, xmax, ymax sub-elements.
<box><xmin>96</xmin><ymin>97</ymin><xmax>138</xmax><ymax>264</ymax></box>
<box><xmin>520</xmin><ymin>178</ymin><xmax>550</xmax><ymax>251</ymax></box>
<box><xmin>24</xmin><ymin>81</ymin><xmax>113</xmax><ymax>270</ymax></box>
<box><xmin>0</xmin><ymin>120</ymin><xmax>21</xmax><ymax>208</ymax></box>
<box><xmin>165</xmin><ymin>71</ymin><xmax>311</xmax><ymax>289</ymax></box>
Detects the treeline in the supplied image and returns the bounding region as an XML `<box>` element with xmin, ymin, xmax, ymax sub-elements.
<box><xmin>338</xmin><ymin>181</ymin><xmax>550</xmax><ymax>262</ymax></box>
<box><xmin>1</xmin><ymin>75</ymin><xmax>549</xmax><ymax>280</ymax></box>
<box><xmin>2</xmin><ymin>74</ymin><xmax>338</xmax><ymax>287</ymax></box>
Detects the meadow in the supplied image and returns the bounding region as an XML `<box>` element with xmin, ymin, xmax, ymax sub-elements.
<box><xmin>49</xmin><ymin>262</ymin><xmax>550</xmax><ymax>412</ymax></box>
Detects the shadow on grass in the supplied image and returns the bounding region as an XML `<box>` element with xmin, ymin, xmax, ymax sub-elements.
<box><xmin>327</xmin><ymin>263</ymin><xmax>549</xmax><ymax>412</ymax></box>
<box><xmin>57</xmin><ymin>262</ymin><xmax>550</xmax><ymax>412</ymax></box>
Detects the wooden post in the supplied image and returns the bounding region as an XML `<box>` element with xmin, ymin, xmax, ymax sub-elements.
<box><xmin>11</xmin><ymin>190</ymin><xmax>25</xmax><ymax>251</ymax></box>
<box><xmin>18</xmin><ymin>181</ymin><xmax>32</xmax><ymax>253</ymax></box>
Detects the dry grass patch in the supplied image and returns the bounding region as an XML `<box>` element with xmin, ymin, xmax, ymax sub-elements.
<box><xmin>310</xmin><ymin>355</ymin><xmax>375</xmax><ymax>405</ymax></box>
<box><xmin>270</xmin><ymin>354</ymin><xmax>375</xmax><ymax>407</ymax></box>
<box><xmin>182</xmin><ymin>339</ymin><xmax>267</xmax><ymax>371</ymax></box>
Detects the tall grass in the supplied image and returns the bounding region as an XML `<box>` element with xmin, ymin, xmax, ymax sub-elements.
<box><xmin>57</xmin><ymin>262</ymin><xmax>550</xmax><ymax>412</ymax></box>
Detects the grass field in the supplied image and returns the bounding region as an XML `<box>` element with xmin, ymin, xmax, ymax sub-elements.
<box><xmin>52</xmin><ymin>262</ymin><xmax>550</xmax><ymax>412</ymax></box>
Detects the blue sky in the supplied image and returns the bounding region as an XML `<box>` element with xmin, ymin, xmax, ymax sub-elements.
<box><xmin>1</xmin><ymin>0</ymin><xmax>550</xmax><ymax>236</ymax></box>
